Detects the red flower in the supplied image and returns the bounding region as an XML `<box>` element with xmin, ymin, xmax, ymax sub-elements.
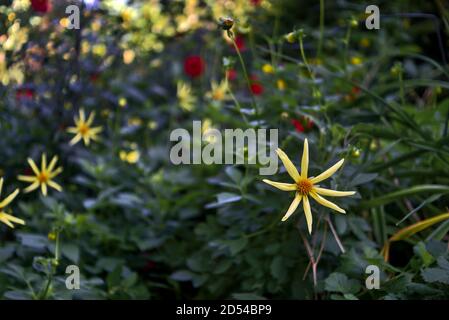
<box><xmin>226</xmin><ymin>69</ymin><xmax>237</xmax><ymax>81</ymax></box>
<box><xmin>184</xmin><ymin>55</ymin><xmax>205</xmax><ymax>78</ymax></box>
<box><xmin>250</xmin><ymin>0</ymin><xmax>262</xmax><ymax>5</ymax></box>
<box><xmin>291</xmin><ymin>119</ymin><xmax>305</xmax><ymax>132</ymax></box>
<box><xmin>30</xmin><ymin>0</ymin><xmax>51</xmax><ymax>13</ymax></box>
<box><xmin>250</xmin><ymin>83</ymin><xmax>264</xmax><ymax>95</ymax></box>
<box><xmin>291</xmin><ymin>117</ymin><xmax>314</xmax><ymax>133</ymax></box>
<box><xmin>16</xmin><ymin>88</ymin><xmax>34</xmax><ymax>101</ymax></box>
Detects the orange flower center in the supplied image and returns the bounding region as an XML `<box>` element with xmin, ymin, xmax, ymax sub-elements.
<box><xmin>79</xmin><ymin>124</ymin><xmax>89</xmax><ymax>135</ymax></box>
<box><xmin>38</xmin><ymin>172</ymin><xmax>48</xmax><ymax>183</ymax></box>
<box><xmin>297</xmin><ymin>178</ymin><xmax>313</xmax><ymax>195</ymax></box>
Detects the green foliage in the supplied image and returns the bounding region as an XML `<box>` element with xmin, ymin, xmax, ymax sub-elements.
<box><xmin>0</xmin><ymin>0</ymin><xmax>449</xmax><ymax>300</ymax></box>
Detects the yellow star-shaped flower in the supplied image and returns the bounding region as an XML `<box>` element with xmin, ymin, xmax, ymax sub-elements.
<box><xmin>18</xmin><ymin>154</ymin><xmax>63</xmax><ymax>197</ymax></box>
<box><xmin>67</xmin><ymin>109</ymin><xmax>103</xmax><ymax>146</ymax></box>
<box><xmin>263</xmin><ymin>139</ymin><xmax>356</xmax><ymax>234</ymax></box>
<box><xmin>0</xmin><ymin>178</ymin><xmax>24</xmax><ymax>228</ymax></box>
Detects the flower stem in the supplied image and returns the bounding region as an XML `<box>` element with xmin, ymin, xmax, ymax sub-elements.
<box><xmin>39</xmin><ymin>230</ymin><xmax>60</xmax><ymax>300</ymax></box>
<box><xmin>317</xmin><ymin>0</ymin><xmax>325</xmax><ymax>58</ymax></box>
<box><xmin>229</xmin><ymin>32</ymin><xmax>259</xmax><ymax>119</ymax></box>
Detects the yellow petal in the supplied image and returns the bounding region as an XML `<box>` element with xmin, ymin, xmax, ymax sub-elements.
<box><xmin>0</xmin><ymin>178</ymin><xmax>3</xmax><ymax>195</ymax></box>
<box><xmin>86</xmin><ymin>111</ymin><xmax>95</xmax><ymax>126</ymax></box>
<box><xmin>18</xmin><ymin>175</ymin><xmax>37</xmax><ymax>182</ymax></box>
<box><xmin>49</xmin><ymin>167</ymin><xmax>63</xmax><ymax>178</ymax></box>
<box><xmin>27</xmin><ymin>158</ymin><xmax>40</xmax><ymax>176</ymax></box>
<box><xmin>67</xmin><ymin>127</ymin><xmax>78</xmax><ymax>134</ymax></box>
<box><xmin>282</xmin><ymin>193</ymin><xmax>302</xmax><ymax>221</ymax></box>
<box><xmin>47</xmin><ymin>156</ymin><xmax>59</xmax><ymax>172</ymax></box>
<box><xmin>310</xmin><ymin>191</ymin><xmax>346</xmax><ymax>214</ymax></box>
<box><xmin>0</xmin><ymin>188</ymin><xmax>19</xmax><ymax>209</ymax></box>
<box><xmin>301</xmin><ymin>138</ymin><xmax>309</xmax><ymax>178</ymax></box>
<box><xmin>24</xmin><ymin>181</ymin><xmax>40</xmax><ymax>193</ymax></box>
<box><xmin>70</xmin><ymin>134</ymin><xmax>82</xmax><ymax>145</ymax></box>
<box><xmin>47</xmin><ymin>180</ymin><xmax>62</xmax><ymax>192</ymax></box>
<box><xmin>263</xmin><ymin>179</ymin><xmax>297</xmax><ymax>191</ymax></box>
<box><xmin>303</xmin><ymin>196</ymin><xmax>313</xmax><ymax>234</ymax></box>
<box><xmin>310</xmin><ymin>159</ymin><xmax>345</xmax><ymax>184</ymax></box>
<box><xmin>79</xmin><ymin>109</ymin><xmax>85</xmax><ymax>123</ymax></box>
<box><xmin>313</xmin><ymin>187</ymin><xmax>356</xmax><ymax>197</ymax></box>
<box><xmin>0</xmin><ymin>215</ymin><xmax>14</xmax><ymax>228</ymax></box>
<box><xmin>276</xmin><ymin>148</ymin><xmax>300</xmax><ymax>182</ymax></box>
<box><xmin>41</xmin><ymin>183</ymin><xmax>48</xmax><ymax>196</ymax></box>
<box><xmin>0</xmin><ymin>212</ymin><xmax>25</xmax><ymax>225</ymax></box>
<box><xmin>41</xmin><ymin>153</ymin><xmax>47</xmax><ymax>171</ymax></box>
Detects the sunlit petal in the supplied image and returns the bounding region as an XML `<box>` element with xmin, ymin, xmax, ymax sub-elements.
<box><xmin>301</xmin><ymin>138</ymin><xmax>309</xmax><ymax>178</ymax></box>
<box><xmin>263</xmin><ymin>179</ymin><xmax>297</xmax><ymax>191</ymax></box>
<box><xmin>276</xmin><ymin>148</ymin><xmax>300</xmax><ymax>182</ymax></box>
<box><xmin>24</xmin><ymin>181</ymin><xmax>40</xmax><ymax>193</ymax></box>
<box><xmin>69</xmin><ymin>134</ymin><xmax>82</xmax><ymax>145</ymax></box>
<box><xmin>310</xmin><ymin>191</ymin><xmax>346</xmax><ymax>214</ymax></box>
<box><xmin>313</xmin><ymin>187</ymin><xmax>356</xmax><ymax>197</ymax></box>
<box><xmin>49</xmin><ymin>167</ymin><xmax>63</xmax><ymax>178</ymax></box>
<box><xmin>282</xmin><ymin>193</ymin><xmax>302</xmax><ymax>221</ymax></box>
<box><xmin>86</xmin><ymin>111</ymin><xmax>95</xmax><ymax>126</ymax></box>
<box><xmin>47</xmin><ymin>180</ymin><xmax>62</xmax><ymax>192</ymax></box>
<box><xmin>47</xmin><ymin>156</ymin><xmax>59</xmax><ymax>172</ymax></box>
<box><xmin>0</xmin><ymin>212</ymin><xmax>25</xmax><ymax>225</ymax></box>
<box><xmin>41</xmin><ymin>183</ymin><xmax>48</xmax><ymax>197</ymax></box>
<box><xmin>41</xmin><ymin>153</ymin><xmax>47</xmax><ymax>171</ymax></box>
<box><xmin>310</xmin><ymin>159</ymin><xmax>345</xmax><ymax>184</ymax></box>
<box><xmin>0</xmin><ymin>215</ymin><xmax>14</xmax><ymax>228</ymax></box>
<box><xmin>303</xmin><ymin>196</ymin><xmax>313</xmax><ymax>234</ymax></box>
<box><xmin>17</xmin><ymin>175</ymin><xmax>37</xmax><ymax>182</ymax></box>
<box><xmin>27</xmin><ymin>158</ymin><xmax>40</xmax><ymax>176</ymax></box>
<box><xmin>0</xmin><ymin>188</ymin><xmax>19</xmax><ymax>209</ymax></box>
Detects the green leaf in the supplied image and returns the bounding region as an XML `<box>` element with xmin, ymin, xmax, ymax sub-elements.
<box><xmin>362</xmin><ymin>185</ymin><xmax>449</xmax><ymax>207</ymax></box>
<box><xmin>324</xmin><ymin>272</ymin><xmax>361</xmax><ymax>294</ymax></box>
<box><xmin>61</xmin><ymin>244</ymin><xmax>80</xmax><ymax>264</ymax></box>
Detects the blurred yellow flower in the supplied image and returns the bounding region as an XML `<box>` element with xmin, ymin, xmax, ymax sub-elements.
<box><xmin>120</xmin><ymin>150</ymin><xmax>140</xmax><ymax>164</ymax></box>
<box><xmin>123</xmin><ymin>49</ymin><xmax>135</xmax><ymax>64</ymax></box>
<box><xmin>67</xmin><ymin>109</ymin><xmax>103</xmax><ymax>146</ymax></box>
<box><xmin>263</xmin><ymin>139</ymin><xmax>356</xmax><ymax>234</ymax></box>
<box><xmin>18</xmin><ymin>154</ymin><xmax>63</xmax><ymax>197</ymax></box>
<box><xmin>119</xmin><ymin>97</ymin><xmax>127</xmax><ymax>108</ymax></box>
<box><xmin>360</xmin><ymin>38</ymin><xmax>370</xmax><ymax>48</ymax></box>
<box><xmin>350</xmin><ymin>56</ymin><xmax>363</xmax><ymax>65</ymax></box>
<box><xmin>206</xmin><ymin>80</ymin><xmax>229</xmax><ymax>101</ymax></box>
<box><xmin>277</xmin><ymin>79</ymin><xmax>286</xmax><ymax>91</ymax></box>
<box><xmin>202</xmin><ymin>118</ymin><xmax>217</xmax><ymax>144</ymax></box>
<box><xmin>177</xmin><ymin>81</ymin><xmax>196</xmax><ymax>111</ymax></box>
<box><xmin>128</xmin><ymin>117</ymin><xmax>143</xmax><ymax>126</ymax></box>
<box><xmin>0</xmin><ymin>178</ymin><xmax>23</xmax><ymax>228</ymax></box>
<box><xmin>262</xmin><ymin>64</ymin><xmax>275</xmax><ymax>74</ymax></box>
<box><xmin>92</xmin><ymin>44</ymin><xmax>107</xmax><ymax>57</ymax></box>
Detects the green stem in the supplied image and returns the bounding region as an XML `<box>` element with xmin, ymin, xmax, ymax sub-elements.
<box><xmin>343</xmin><ymin>25</ymin><xmax>352</xmax><ymax>76</ymax></box>
<box><xmin>298</xmin><ymin>34</ymin><xmax>315</xmax><ymax>81</ymax></box>
<box><xmin>229</xmin><ymin>32</ymin><xmax>259</xmax><ymax>119</ymax></box>
<box><xmin>317</xmin><ymin>0</ymin><xmax>325</xmax><ymax>58</ymax></box>
<box><xmin>227</xmin><ymin>77</ymin><xmax>249</xmax><ymax>126</ymax></box>
<box><xmin>39</xmin><ymin>230</ymin><xmax>60</xmax><ymax>300</ymax></box>
<box><xmin>398</xmin><ymin>72</ymin><xmax>405</xmax><ymax>106</ymax></box>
